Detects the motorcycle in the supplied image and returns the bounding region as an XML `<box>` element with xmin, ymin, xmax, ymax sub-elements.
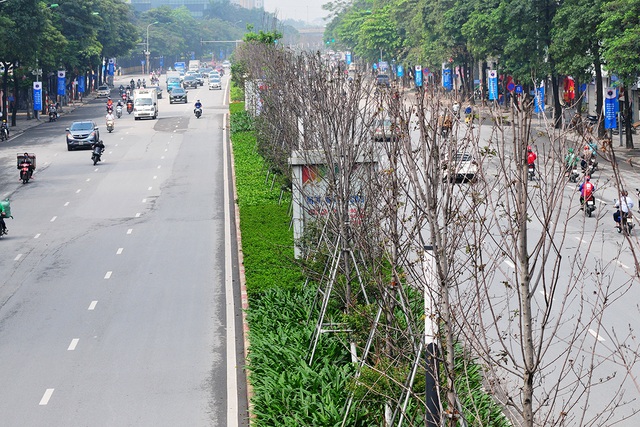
<box><xmin>0</xmin><ymin>127</ymin><xmax>8</xmax><ymax>141</ymax></box>
<box><xmin>19</xmin><ymin>162</ymin><xmax>32</xmax><ymax>184</ymax></box>
<box><xmin>91</xmin><ymin>145</ymin><xmax>104</xmax><ymax>165</ymax></box>
<box><xmin>106</xmin><ymin>119</ymin><xmax>114</xmax><ymax>133</ymax></box>
<box><xmin>48</xmin><ymin>106</ymin><xmax>57</xmax><ymax>122</ymax></box>
<box><xmin>0</xmin><ymin>198</ymin><xmax>11</xmax><ymax>237</ymax></box>
<box><xmin>568</xmin><ymin>166</ymin><xmax>579</xmax><ymax>183</ymax></box>
<box><xmin>614</xmin><ymin>199</ymin><xmax>634</xmax><ymax>234</ymax></box>
<box><xmin>582</xmin><ymin>195</ymin><xmax>596</xmax><ymax>217</ymax></box>
<box><xmin>115</xmin><ymin>105</ymin><xmax>123</xmax><ymax>119</ymax></box>
<box><xmin>194</xmin><ymin>107</ymin><xmax>202</xmax><ymax>119</ymax></box>
<box><xmin>528</xmin><ymin>164</ymin><xmax>535</xmax><ymax>181</ymax></box>
<box><xmin>126</xmin><ymin>102</ymin><xmax>133</xmax><ymax>114</ymax></box>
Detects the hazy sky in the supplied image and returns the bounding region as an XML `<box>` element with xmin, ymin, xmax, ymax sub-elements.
<box><xmin>263</xmin><ymin>0</ymin><xmax>329</xmax><ymax>24</ymax></box>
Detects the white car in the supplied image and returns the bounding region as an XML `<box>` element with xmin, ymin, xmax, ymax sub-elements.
<box><xmin>222</xmin><ymin>60</ymin><xmax>231</xmax><ymax>69</ymax></box>
<box><xmin>208</xmin><ymin>77</ymin><xmax>222</xmax><ymax>90</ymax></box>
<box><xmin>208</xmin><ymin>71</ymin><xmax>220</xmax><ymax>80</ymax></box>
<box><xmin>441</xmin><ymin>152</ymin><xmax>478</xmax><ymax>183</ymax></box>
<box><xmin>96</xmin><ymin>85</ymin><xmax>111</xmax><ymax>98</ymax></box>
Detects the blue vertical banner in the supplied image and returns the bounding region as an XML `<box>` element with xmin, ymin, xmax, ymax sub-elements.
<box><xmin>442</xmin><ymin>68</ymin><xmax>452</xmax><ymax>90</ymax></box>
<box><xmin>33</xmin><ymin>82</ymin><xmax>42</xmax><ymax>111</ymax></box>
<box><xmin>397</xmin><ymin>65</ymin><xmax>404</xmax><ymax>78</ymax></box>
<box><xmin>77</xmin><ymin>76</ymin><xmax>85</xmax><ymax>93</ymax></box>
<box><xmin>57</xmin><ymin>70</ymin><xmax>66</xmax><ymax>96</ymax></box>
<box><xmin>488</xmin><ymin>70</ymin><xmax>498</xmax><ymax>100</ymax></box>
<box><xmin>108</xmin><ymin>59</ymin><xmax>115</xmax><ymax>75</ymax></box>
<box><xmin>415</xmin><ymin>65</ymin><xmax>423</xmax><ymax>87</ymax></box>
<box><xmin>345</xmin><ymin>52</ymin><xmax>352</xmax><ymax>65</ymax></box>
<box><xmin>604</xmin><ymin>87</ymin><xmax>617</xmax><ymax>129</ymax></box>
<box><xmin>534</xmin><ymin>82</ymin><xmax>545</xmax><ymax>113</ymax></box>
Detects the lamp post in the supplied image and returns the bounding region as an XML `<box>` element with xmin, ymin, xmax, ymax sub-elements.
<box><xmin>145</xmin><ymin>21</ymin><xmax>159</xmax><ymax>76</ymax></box>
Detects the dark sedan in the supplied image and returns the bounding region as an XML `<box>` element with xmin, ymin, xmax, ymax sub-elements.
<box><xmin>182</xmin><ymin>75</ymin><xmax>198</xmax><ymax>89</ymax></box>
<box><xmin>169</xmin><ymin>87</ymin><xmax>188</xmax><ymax>104</ymax></box>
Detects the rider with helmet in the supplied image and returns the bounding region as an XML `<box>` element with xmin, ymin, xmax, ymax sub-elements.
<box><xmin>578</xmin><ymin>176</ymin><xmax>595</xmax><ymax>206</ymax></box>
<box><xmin>527</xmin><ymin>146</ymin><xmax>537</xmax><ymax>171</ymax></box>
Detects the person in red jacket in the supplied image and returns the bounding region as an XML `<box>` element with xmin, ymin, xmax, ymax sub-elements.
<box><xmin>527</xmin><ymin>146</ymin><xmax>537</xmax><ymax>169</ymax></box>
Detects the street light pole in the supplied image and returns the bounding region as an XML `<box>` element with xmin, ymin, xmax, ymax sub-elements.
<box><xmin>145</xmin><ymin>21</ymin><xmax>159</xmax><ymax>76</ymax></box>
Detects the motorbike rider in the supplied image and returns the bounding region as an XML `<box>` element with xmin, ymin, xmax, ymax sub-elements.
<box><xmin>527</xmin><ymin>146</ymin><xmax>537</xmax><ymax>172</ymax></box>
<box><xmin>613</xmin><ymin>189</ymin><xmax>634</xmax><ymax>229</ymax></box>
<box><xmin>20</xmin><ymin>152</ymin><xmax>34</xmax><ymax>179</ymax></box>
<box><xmin>1</xmin><ymin>119</ymin><xmax>9</xmax><ymax>139</ymax></box>
<box><xmin>106</xmin><ymin>97</ymin><xmax>114</xmax><ymax>112</ymax></box>
<box><xmin>452</xmin><ymin>101</ymin><xmax>460</xmax><ymax>118</ymax></box>
<box><xmin>0</xmin><ymin>200</ymin><xmax>7</xmax><ymax>235</ymax></box>
<box><xmin>194</xmin><ymin>99</ymin><xmax>202</xmax><ymax>114</ymax></box>
<box><xmin>137</xmin><ymin>78</ymin><xmax>141</xmax><ymax>88</ymax></box>
<box><xmin>106</xmin><ymin>110</ymin><xmax>115</xmax><ymax>127</ymax></box>
<box><xmin>130</xmin><ymin>78</ymin><xmax>135</xmax><ymax>89</ymax></box>
<box><xmin>578</xmin><ymin>176</ymin><xmax>595</xmax><ymax>207</ymax></box>
<box><xmin>91</xmin><ymin>139</ymin><xmax>105</xmax><ymax>154</ymax></box>
<box><xmin>565</xmin><ymin>147</ymin><xmax>578</xmax><ymax>175</ymax></box>
<box><xmin>142</xmin><ymin>78</ymin><xmax>146</xmax><ymax>88</ymax></box>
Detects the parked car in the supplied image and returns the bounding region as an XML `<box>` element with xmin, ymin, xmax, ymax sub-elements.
<box><xmin>441</xmin><ymin>152</ymin><xmax>478</xmax><ymax>183</ymax></box>
<box><xmin>96</xmin><ymin>85</ymin><xmax>111</xmax><ymax>98</ymax></box>
<box><xmin>372</xmin><ymin>118</ymin><xmax>399</xmax><ymax>141</ymax></box>
<box><xmin>169</xmin><ymin>87</ymin><xmax>188</xmax><ymax>104</ymax></box>
<box><xmin>182</xmin><ymin>75</ymin><xmax>198</xmax><ymax>89</ymax></box>
<box><xmin>66</xmin><ymin>120</ymin><xmax>99</xmax><ymax>151</ymax></box>
<box><xmin>150</xmin><ymin>85</ymin><xmax>163</xmax><ymax>99</ymax></box>
<box><xmin>208</xmin><ymin>77</ymin><xmax>222</xmax><ymax>90</ymax></box>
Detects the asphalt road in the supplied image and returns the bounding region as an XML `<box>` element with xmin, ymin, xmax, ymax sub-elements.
<box><xmin>0</xmin><ymin>76</ymin><xmax>247</xmax><ymax>426</ymax></box>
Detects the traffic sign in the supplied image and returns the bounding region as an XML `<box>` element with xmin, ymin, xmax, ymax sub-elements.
<box><xmin>507</xmin><ymin>81</ymin><xmax>515</xmax><ymax>92</ymax></box>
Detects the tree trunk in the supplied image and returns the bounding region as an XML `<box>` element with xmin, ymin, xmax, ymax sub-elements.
<box><xmin>623</xmin><ymin>87</ymin><xmax>634</xmax><ymax>149</ymax></box>
<box><xmin>594</xmin><ymin>55</ymin><xmax>605</xmax><ymax>137</ymax></box>
<box><xmin>551</xmin><ymin>74</ymin><xmax>562</xmax><ymax>128</ymax></box>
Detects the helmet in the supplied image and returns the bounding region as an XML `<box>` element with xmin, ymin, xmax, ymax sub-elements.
<box><xmin>197</xmin><ymin>99</ymin><xmax>200</xmax><ymax>102</ymax></box>
<box><xmin>527</xmin><ymin>146</ymin><xmax>532</xmax><ymax>152</ymax></box>
<box><xmin>107</xmin><ymin>97</ymin><xmax>111</xmax><ymax>100</ymax></box>
<box><xmin>568</xmin><ymin>148</ymin><xmax>574</xmax><ymax>153</ymax></box>
<box><xmin>23</xmin><ymin>152</ymin><xmax>28</xmax><ymax>157</ymax></box>
<box><xmin>586</xmin><ymin>176</ymin><xmax>590</xmax><ymax>181</ymax></box>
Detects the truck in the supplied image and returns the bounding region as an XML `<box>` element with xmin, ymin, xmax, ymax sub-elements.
<box><xmin>133</xmin><ymin>88</ymin><xmax>158</xmax><ymax>120</ymax></box>
<box><xmin>166</xmin><ymin>70</ymin><xmax>181</xmax><ymax>92</ymax></box>
<box><xmin>188</xmin><ymin>60</ymin><xmax>200</xmax><ymax>72</ymax></box>
<box><xmin>174</xmin><ymin>62</ymin><xmax>186</xmax><ymax>75</ymax></box>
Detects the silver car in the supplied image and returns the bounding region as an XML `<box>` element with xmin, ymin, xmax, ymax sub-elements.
<box><xmin>208</xmin><ymin>77</ymin><xmax>222</xmax><ymax>90</ymax></box>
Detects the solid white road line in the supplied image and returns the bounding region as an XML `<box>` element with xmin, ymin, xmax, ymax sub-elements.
<box><xmin>104</xmin><ymin>271</ymin><xmax>112</xmax><ymax>279</ymax></box>
<box><xmin>116</xmin><ymin>248</ymin><xmax>123</xmax><ymax>255</ymax></box>
<box><xmin>39</xmin><ymin>389</ymin><xmax>54</xmax><ymax>405</ymax></box>
<box><xmin>88</xmin><ymin>301</ymin><xmax>97</xmax><ymax>310</ymax></box>
<box><xmin>67</xmin><ymin>339</ymin><xmax>79</xmax><ymax>351</ymax></box>
<box><xmin>503</xmin><ymin>259</ymin><xmax>515</xmax><ymax>269</ymax></box>
<box><xmin>588</xmin><ymin>328</ymin><xmax>605</xmax><ymax>342</ymax></box>
<box><xmin>223</xmin><ymin>112</ymin><xmax>239</xmax><ymax>424</ymax></box>
<box><xmin>616</xmin><ymin>260</ymin><xmax>630</xmax><ymax>269</ymax></box>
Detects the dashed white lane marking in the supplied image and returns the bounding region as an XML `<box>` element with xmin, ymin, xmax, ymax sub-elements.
<box><xmin>64</xmin><ymin>202</ymin><xmax>69</xmax><ymax>207</ymax></box>
<box><xmin>67</xmin><ymin>339</ymin><xmax>79</xmax><ymax>351</ymax></box>
<box><xmin>116</xmin><ymin>248</ymin><xmax>123</xmax><ymax>255</ymax></box>
<box><xmin>161</xmin><ymin>156</ymin><xmax>165</xmax><ymax>160</ymax></box>
<box><xmin>104</xmin><ymin>271</ymin><xmax>112</xmax><ymax>279</ymax></box>
<box><xmin>88</xmin><ymin>301</ymin><xmax>98</xmax><ymax>310</ymax></box>
<box><xmin>86</xmin><ymin>178</ymin><xmax>91</xmax><ymax>182</ymax></box>
<box><xmin>588</xmin><ymin>329</ymin><xmax>605</xmax><ymax>342</ymax></box>
<box><xmin>135</xmin><ymin>213</ymin><xmax>141</xmax><ymax>218</ymax></box>
<box><xmin>76</xmin><ymin>189</ymin><xmax>81</xmax><ymax>194</ymax></box>
<box><xmin>616</xmin><ymin>260</ymin><xmax>630</xmax><ymax>269</ymax></box>
<box><xmin>126</xmin><ymin>229</ymin><xmax>133</xmax><ymax>235</ymax></box>
<box><xmin>164</xmin><ymin>149</ymin><xmax>168</xmax><ymax>152</ymax></box>
<box><xmin>148</xmin><ymin>187</ymin><xmax>152</xmax><ymax>191</ymax></box>
<box><xmin>157</xmin><ymin>165</ymin><xmax>161</xmax><ymax>169</ymax></box>
<box><xmin>142</xmin><ymin>199</ymin><xmax>147</xmax><ymax>203</ymax></box>
<box><xmin>108</xmin><ymin>151</ymin><xmax>113</xmax><ymax>154</ymax></box>
<box><xmin>39</xmin><ymin>389</ymin><xmax>54</xmax><ymax>405</ymax></box>
<box><xmin>503</xmin><ymin>259</ymin><xmax>515</xmax><ymax>269</ymax></box>
<box><xmin>94</xmin><ymin>168</ymin><xmax>99</xmax><ymax>172</ymax></box>
<box><xmin>34</xmin><ymin>234</ymin><xmax>40</xmax><ymax>239</ymax></box>
<box><xmin>50</xmin><ymin>216</ymin><xmax>57</xmax><ymax>222</ymax></box>
<box><xmin>14</xmin><ymin>254</ymin><xmax>22</xmax><ymax>261</ymax></box>
<box><xmin>153</xmin><ymin>176</ymin><xmax>157</xmax><ymax>179</ymax></box>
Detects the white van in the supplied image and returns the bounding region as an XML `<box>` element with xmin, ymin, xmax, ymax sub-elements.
<box><xmin>133</xmin><ymin>88</ymin><xmax>158</xmax><ymax>120</ymax></box>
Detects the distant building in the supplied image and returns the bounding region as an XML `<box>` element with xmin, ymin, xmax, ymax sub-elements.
<box><xmin>126</xmin><ymin>0</ymin><xmax>210</xmax><ymax>17</ymax></box>
<box><xmin>231</xmin><ymin>0</ymin><xmax>263</xmax><ymax>9</ymax></box>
